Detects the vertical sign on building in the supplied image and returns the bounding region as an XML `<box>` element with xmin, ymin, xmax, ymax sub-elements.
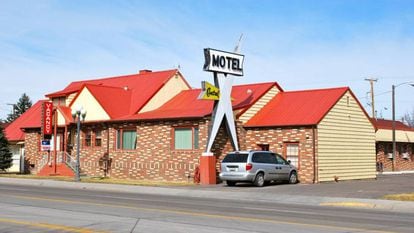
<box><xmin>42</xmin><ymin>102</ymin><xmax>53</xmax><ymax>138</ymax></box>
<box><xmin>202</xmin><ymin>48</ymin><xmax>244</xmax><ymax>153</ymax></box>
<box><xmin>198</xmin><ymin>44</ymin><xmax>244</xmax><ymax>185</ymax></box>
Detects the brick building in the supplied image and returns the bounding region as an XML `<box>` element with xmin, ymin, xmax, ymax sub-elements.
<box><xmin>5</xmin><ymin>69</ymin><xmax>377</xmax><ymax>183</ymax></box>
<box><xmin>372</xmin><ymin>118</ymin><xmax>414</xmax><ymax>172</ymax></box>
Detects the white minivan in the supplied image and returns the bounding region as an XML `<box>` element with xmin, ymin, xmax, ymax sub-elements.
<box><xmin>219</xmin><ymin>151</ymin><xmax>298</xmax><ymax>187</ymax></box>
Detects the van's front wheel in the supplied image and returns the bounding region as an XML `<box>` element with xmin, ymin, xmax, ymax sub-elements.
<box><xmin>288</xmin><ymin>171</ymin><xmax>298</xmax><ymax>184</ymax></box>
<box><xmin>253</xmin><ymin>173</ymin><xmax>265</xmax><ymax>187</ymax></box>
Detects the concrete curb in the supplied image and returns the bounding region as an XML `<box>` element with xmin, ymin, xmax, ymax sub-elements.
<box><xmin>379</xmin><ymin>171</ymin><xmax>414</xmax><ymax>175</ymax></box>
<box><xmin>1</xmin><ymin>177</ymin><xmax>414</xmax><ymax>214</ymax></box>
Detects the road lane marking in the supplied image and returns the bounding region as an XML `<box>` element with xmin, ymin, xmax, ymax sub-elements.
<box><xmin>0</xmin><ymin>217</ymin><xmax>108</xmax><ymax>233</ymax></box>
<box><xmin>4</xmin><ymin>194</ymin><xmax>396</xmax><ymax>233</ymax></box>
<box><xmin>321</xmin><ymin>202</ymin><xmax>378</xmax><ymax>208</ymax></box>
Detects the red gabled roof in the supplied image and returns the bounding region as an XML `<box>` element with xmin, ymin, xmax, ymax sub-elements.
<box><xmin>83</xmin><ymin>84</ymin><xmax>132</xmax><ymax>119</ymax></box>
<box><xmin>4</xmin><ymin>100</ymin><xmax>46</xmax><ymax>141</ymax></box>
<box><xmin>136</xmin><ymin>89</ymin><xmax>211</xmax><ymax>120</ymax></box>
<box><xmin>371</xmin><ymin>118</ymin><xmax>414</xmax><ymax>132</ymax></box>
<box><xmin>56</xmin><ymin>105</ymin><xmax>74</xmax><ymax>125</ymax></box>
<box><xmin>120</xmin><ymin>82</ymin><xmax>278</xmax><ymax>121</ymax></box>
<box><xmin>48</xmin><ymin>69</ymin><xmax>184</xmax><ymax>116</ymax></box>
<box><xmin>245</xmin><ymin>87</ymin><xmax>349</xmax><ymax>127</ymax></box>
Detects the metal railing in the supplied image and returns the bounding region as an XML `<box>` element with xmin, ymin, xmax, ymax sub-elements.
<box><xmin>37</xmin><ymin>154</ymin><xmax>49</xmax><ymax>171</ymax></box>
<box><xmin>63</xmin><ymin>152</ymin><xmax>76</xmax><ymax>172</ymax></box>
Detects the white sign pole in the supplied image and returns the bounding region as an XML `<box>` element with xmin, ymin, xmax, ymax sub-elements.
<box><xmin>203</xmin><ymin>40</ymin><xmax>244</xmax><ymax>154</ymax></box>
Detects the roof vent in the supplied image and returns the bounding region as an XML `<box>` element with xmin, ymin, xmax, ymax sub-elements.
<box><xmin>139</xmin><ymin>69</ymin><xmax>152</xmax><ymax>74</ymax></box>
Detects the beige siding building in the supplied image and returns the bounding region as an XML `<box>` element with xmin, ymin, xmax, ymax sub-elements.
<box><xmin>372</xmin><ymin>118</ymin><xmax>414</xmax><ymax>172</ymax></box>
<box><xmin>246</xmin><ymin>87</ymin><xmax>376</xmax><ymax>183</ymax></box>
<box><xmin>318</xmin><ymin>91</ymin><xmax>376</xmax><ymax>182</ymax></box>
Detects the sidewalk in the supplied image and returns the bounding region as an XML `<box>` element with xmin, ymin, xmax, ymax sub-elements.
<box><xmin>1</xmin><ymin>176</ymin><xmax>414</xmax><ymax>214</ymax></box>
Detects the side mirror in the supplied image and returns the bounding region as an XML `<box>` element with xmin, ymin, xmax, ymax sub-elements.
<box><xmin>287</xmin><ymin>160</ymin><xmax>291</xmax><ymax>165</ymax></box>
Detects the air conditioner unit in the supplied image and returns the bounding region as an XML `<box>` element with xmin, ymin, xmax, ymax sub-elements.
<box><xmin>387</xmin><ymin>153</ymin><xmax>393</xmax><ymax>159</ymax></box>
<box><xmin>402</xmin><ymin>153</ymin><xmax>410</xmax><ymax>159</ymax></box>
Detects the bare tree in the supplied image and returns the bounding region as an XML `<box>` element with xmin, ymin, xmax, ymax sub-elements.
<box><xmin>401</xmin><ymin>109</ymin><xmax>414</xmax><ymax>127</ymax></box>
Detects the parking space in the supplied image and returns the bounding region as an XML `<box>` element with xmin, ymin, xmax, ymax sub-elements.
<box><xmin>189</xmin><ymin>173</ymin><xmax>414</xmax><ymax>199</ymax></box>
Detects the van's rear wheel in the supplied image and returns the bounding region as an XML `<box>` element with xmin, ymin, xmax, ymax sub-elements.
<box><xmin>254</xmin><ymin>173</ymin><xmax>265</xmax><ymax>187</ymax></box>
<box><xmin>226</xmin><ymin>181</ymin><xmax>236</xmax><ymax>186</ymax></box>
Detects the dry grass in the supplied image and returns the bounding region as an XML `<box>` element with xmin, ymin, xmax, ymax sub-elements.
<box><xmin>383</xmin><ymin>193</ymin><xmax>414</xmax><ymax>202</ymax></box>
<box><xmin>0</xmin><ymin>173</ymin><xmax>195</xmax><ymax>187</ymax></box>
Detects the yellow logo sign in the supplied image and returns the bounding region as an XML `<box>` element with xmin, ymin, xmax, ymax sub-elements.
<box><xmin>198</xmin><ymin>81</ymin><xmax>220</xmax><ymax>100</ymax></box>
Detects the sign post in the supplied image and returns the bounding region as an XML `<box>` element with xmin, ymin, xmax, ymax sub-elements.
<box><xmin>199</xmin><ymin>45</ymin><xmax>244</xmax><ymax>185</ymax></box>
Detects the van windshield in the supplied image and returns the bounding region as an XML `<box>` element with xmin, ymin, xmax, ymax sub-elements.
<box><xmin>222</xmin><ymin>153</ymin><xmax>248</xmax><ymax>163</ymax></box>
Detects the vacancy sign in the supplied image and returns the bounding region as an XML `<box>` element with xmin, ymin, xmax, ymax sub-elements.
<box><xmin>203</xmin><ymin>48</ymin><xmax>244</xmax><ymax>76</ymax></box>
<box><xmin>42</xmin><ymin>102</ymin><xmax>53</xmax><ymax>136</ymax></box>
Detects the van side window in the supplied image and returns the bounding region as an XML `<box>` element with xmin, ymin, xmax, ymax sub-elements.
<box><xmin>275</xmin><ymin>154</ymin><xmax>287</xmax><ymax>165</ymax></box>
<box><xmin>268</xmin><ymin>154</ymin><xmax>278</xmax><ymax>164</ymax></box>
<box><xmin>252</xmin><ymin>153</ymin><xmax>267</xmax><ymax>163</ymax></box>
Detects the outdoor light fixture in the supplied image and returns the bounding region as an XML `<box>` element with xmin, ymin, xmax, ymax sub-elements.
<box><xmin>71</xmin><ymin>106</ymin><xmax>87</xmax><ymax>182</ymax></box>
<box><xmin>391</xmin><ymin>82</ymin><xmax>414</xmax><ymax>171</ymax></box>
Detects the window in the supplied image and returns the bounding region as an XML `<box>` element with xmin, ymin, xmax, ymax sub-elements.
<box><xmin>173</xmin><ymin>127</ymin><xmax>199</xmax><ymax>150</ymax></box>
<box><xmin>83</xmin><ymin>129</ymin><xmax>102</xmax><ymax>148</ymax></box>
<box><xmin>117</xmin><ymin>129</ymin><xmax>137</xmax><ymax>150</ymax></box>
<box><xmin>275</xmin><ymin>154</ymin><xmax>288</xmax><ymax>165</ymax></box>
<box><xmin>84</xmin><ymin>131</ymin><xmax>92</xmax><ymax>147</ymax></box>
<box><xmin>94</xmin><ymin>130</ymin><xmax>102</xmax><ymax>147</ymax></box>
<box><xmin>52</xmin><ymin>97</ymin><xmax>66</xmax><ymax>106</ymax></box>
<box><xmin>257</xmin><ymin>143</ymin><xmax>269</xmax><ymax>151</ymax></box>
<box><xmin>222</xmin><ymin>153</ymin><xmax>248</xmax><ymax>163</ymax></box>
<box><xmin>252</xmin><ymin>153</ymin><xmax>265</xmax><ymax>163</ymax></box>
<box><xmin>285</xmin><ymin>143</ymin><xmax>299</xmax><ymax>168</ymax></box>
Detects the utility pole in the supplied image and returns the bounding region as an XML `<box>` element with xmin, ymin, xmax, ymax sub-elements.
<box><xmin>365</xmin><ymin>78</ymin><xmax>378</xmax><ymax>118</ymax></box>
<box><xmin>6</xmin><ymin>103</ymin><xmax>15</xmax><ymax>115</ymax></box>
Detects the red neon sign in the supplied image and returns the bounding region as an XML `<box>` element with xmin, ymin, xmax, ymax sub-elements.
<box><xmin>43</xmin><ymin>102</ymin><xmax>53</xmax><ymax>136</ymax></box>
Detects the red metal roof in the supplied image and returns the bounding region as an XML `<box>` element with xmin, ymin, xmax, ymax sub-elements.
<box><xmin>4</xmin><ymin>100</ymin><xmax>46</xmax><ymax>141</ymax></box>
<box><xmin>371</xmin><ymin>118</ymin><xmax>414</xmax><ymax>131</ymax></box>
<box><xmin>120</xmin><ymin>82</ymin><xmax>278</xmax><ymax>121</ymax></box>
<box><xmin>56</xmin><ymin>105</ymin><xmax>74</xmax><ymax>125</ymax></box>
<box><xmin>49</xmin><ymin>69</ymin><xmax>184</xmax><ymax>116</ymax></box>
<box><xmin>83</xmin><ymin>84</ymin><xmax>132</xmax><ymax>118</ymax></box>
<box><xmin>245</xmin><ymin>87</ymin><xmax>350</xmax><ymax>127</ymax></box>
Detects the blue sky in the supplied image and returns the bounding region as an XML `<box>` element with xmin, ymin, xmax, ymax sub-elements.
<box><xmin>1</xmin><ymin>0</ymin><xmax>414</xmax><ymax>120</ymax></box>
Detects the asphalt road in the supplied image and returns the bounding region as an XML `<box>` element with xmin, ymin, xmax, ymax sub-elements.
<box><xmin>0</xmin><ymin>183</ymin><xmax>413</xmax><ymax>233</ymax></box>
<box><xmin>187</xmin><ymin>174</ymin><xmax>414</xmax><ymax>199</ymax></box>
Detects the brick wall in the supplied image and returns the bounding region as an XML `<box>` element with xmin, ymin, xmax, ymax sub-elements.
<box><xmin>24</xmin><ymin>130</ymin><xmax>48</xmax><ymax>173</ymax></box>
<box><xmin>24</xmin><ymin>117</ymin><xmax>322</xmax><ymax>184</ymax></box>
<box><xmin>376</xmin><ymin>142</ymin><xmax>414</xmax><ymax>171</ymax></box>
<box><xmin>244</xmin><ymin>126</ymin><xmax>317</xmax><ymax>184</ymax></box>
<box><xmin>65</xmin><ymin>119</ymin><xmax>211</xmax><ymax>182</ymax></box>
<box><xmin>23</xmin><ymin>120</ymin><xmax>319</xmax><ymax>184</ymax></box>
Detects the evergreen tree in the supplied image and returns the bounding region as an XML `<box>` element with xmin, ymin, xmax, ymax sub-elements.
<box><xmin>0</xmin><ymin>124</ymin><xmax>12</xmax><ymax>171</ymax></box>
<box><xmin>6</xmin><ymin>93</ymin><xmax>32</xmax><ymax>123</ymax></box>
